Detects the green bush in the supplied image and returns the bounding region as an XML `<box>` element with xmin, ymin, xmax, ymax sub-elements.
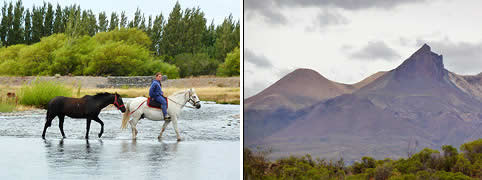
<box><xmin>346</xmin><ymin>173</ymin><xmax>369</xmax><ymax>180</ymax></box>
<box><xmin>84</xmin><ymin>41</ymin><xmax>149</xmax><ymax>76</ymax></box>
<box><xmin>0</xmin><ymin>103</ymin><xmax>15</xmax><ymax>112</ymax></box>
<box><xmin>217</xmin><ymin>46</ymin><xmax>239</xmax><ymax>77</ymax></box>
<box><xmin>94</xmin><ymin>28</ymin><xmax>152</xmax><ymax>48</ymax></box>
<box><xmin>19</xmin><ymin>79</ymin><xmax>72</xmax><ymax>108</ymax></box>
<box><xmin>50</xmin><ymin>35</ymin><xmax>97</xmax><ymax>75</ymax></box>
<box><xmin>174</xmin><ymin>53</ymin><xmax>219</xmax><ymax>77</ymax></box>
<box><xmin>18</xmin><ymin>34</ymin><xmax>68</xmax><ymax>75</ymax></box>
<box><xmin>134</xmin><ymin>58</ymin><xmax>180</xmax><ymax>78</ymax></box>
<box><xmin>0</xmin><ymin>44</ymin><xmax>27</xmax><ymax>75</ymax></box>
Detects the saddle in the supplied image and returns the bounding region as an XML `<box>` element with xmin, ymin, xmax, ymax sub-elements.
<box><xmin>147</xmin><ymin>96</ymin><xmax>168</xmax><ymax>109</ymax></box>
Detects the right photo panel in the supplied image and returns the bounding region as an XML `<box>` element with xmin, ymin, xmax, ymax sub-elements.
<box><xmin>244</xmin><ymin>0</ymin><xmax>482</xmax><ymax>179</ymax></box>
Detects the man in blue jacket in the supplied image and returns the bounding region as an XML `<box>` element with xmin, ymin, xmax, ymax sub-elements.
<box><xmin>149</xmin><ymin>72</ymin><xmax>170</xmax><ymax>120</ymax></box>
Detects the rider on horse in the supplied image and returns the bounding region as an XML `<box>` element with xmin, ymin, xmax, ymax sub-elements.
<box><xmin>149</xmin><ymin>72</ymin><xmax>171</xmax><ymax>120</ymax></box>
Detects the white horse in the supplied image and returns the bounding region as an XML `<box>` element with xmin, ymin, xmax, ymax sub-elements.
<box><xmin>121</xmin><ymin>88</ymin><xmax>201</xmax><ymax>141</ymax></box>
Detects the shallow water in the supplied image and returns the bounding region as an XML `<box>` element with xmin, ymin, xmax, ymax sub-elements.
<box><xmin>0</xmin><ymin>101</ymin><xmax>240</xmax><ymax>179</ymax></box>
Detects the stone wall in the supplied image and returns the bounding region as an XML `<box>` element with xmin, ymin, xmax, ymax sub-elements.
<box><xmin>0</xmin><ymin>76</ymin><xmax>239</xmax><ymax>88</ymax></box>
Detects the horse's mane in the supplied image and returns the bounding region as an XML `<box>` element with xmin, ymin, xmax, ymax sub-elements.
<box><xmin>94</xmin><ymin>92</ymin><xmax>112</xmax><ymax>97</ymax></box>
<box><xmin>171</xmin><ymin>89</ymin><xmax>189</xmax><ymax>96</ymax></box>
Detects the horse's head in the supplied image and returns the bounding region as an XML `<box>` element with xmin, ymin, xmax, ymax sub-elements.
<box><xmin>113</xmin><ymin>93</ymin><xmax>127</xmax><ymax>113</ymax></box>
<box><xmin>187</xmin><ymin>88</ymin><xmax>201</xmax><ymax>109</ymax></box>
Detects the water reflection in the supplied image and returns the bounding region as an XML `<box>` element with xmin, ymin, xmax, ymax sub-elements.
<box><xmin>1</xmin><ymin>137</ymin><xmax>238</xmax><ymax>179</ymax></box>
<box><xmin>43</xmin><ymin>138</ymin><xmax>104</xmax><ymax>176</ymax></box>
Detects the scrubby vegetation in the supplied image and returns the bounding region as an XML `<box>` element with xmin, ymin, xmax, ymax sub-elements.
<box><xmin>0</xmin><ymin>102</ymin><xmax>15</xmax><ymax>112</ymax></box>
<box><xmin>244</xmin><ymin>139</ymin><xmax>482</xmax><ymax>179</ymax></box>
<box><xmin>18</xmin><ymin>79</ymin><xmax>72</xmax><ymax>108</ymax></box>
<box><xmin>217</xmin><ymin>46</ymin><xmax>240</xmax><ymax>77</ymax></box>
<box><xmin>0</xmin><ymin>1</ymin><xmax>240</xmax><ymax>78</ymax></box>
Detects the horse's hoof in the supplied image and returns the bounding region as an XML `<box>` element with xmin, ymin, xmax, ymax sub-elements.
<box><xmin>98</xmin><ymin>134</ymin><xmax>102</xmax><ymax>138</ymax></box>
<box><xmin>42</xmin><ymin>136</ymin><xmax>46</xmax><ymax>139</ymax></box>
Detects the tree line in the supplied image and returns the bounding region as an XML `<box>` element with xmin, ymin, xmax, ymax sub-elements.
<box><xmin>0</xmin><ymin>0</ymin><xmax>240</xmax><ymax>77</ymax></box>
<box><xmin>244</xmin><ymin>139</ymin><xmax>482</xmax><ymax>179</ymax></box>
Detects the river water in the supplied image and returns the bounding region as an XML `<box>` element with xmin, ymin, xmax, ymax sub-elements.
<box><xmin>0</xmin><ymin>101</ymin><xmax>240</xmax><ymax>179</ymax></box>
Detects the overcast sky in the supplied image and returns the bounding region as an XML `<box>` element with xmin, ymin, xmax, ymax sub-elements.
<box><xmin>245</xmin><ymin>0</ymin><xmax>482</xmax><ymax>98</ymax></box>
<box><xmin>20</xmin><ymin>0</ymin><xmax>239</xmax><ymax>25</ymax></box>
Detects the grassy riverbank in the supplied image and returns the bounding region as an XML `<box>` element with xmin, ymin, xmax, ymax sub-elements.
<box><xmin>0</xmin><ymin>84</ymin><xmax>239</xmax><ymax>112</ymax></box>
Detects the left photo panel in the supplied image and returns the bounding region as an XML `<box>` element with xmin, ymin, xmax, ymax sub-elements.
<box><xmin>0</xmin><ymin>0</ymin><xmax>241</xmax><ymax>179</ymax></box>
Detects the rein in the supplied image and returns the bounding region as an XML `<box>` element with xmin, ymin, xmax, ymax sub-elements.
<box><xmin>167</xmin><ymin>97</ymin><xmax>198</xmax><ymax>109</ymax></box>
<box><xmin>168</xmin><ymin>91</ymin><xmax>198</xmax><ymax>109</ymax></box>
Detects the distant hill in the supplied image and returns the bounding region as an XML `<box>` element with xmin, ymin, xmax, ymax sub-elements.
<box><xmin>245</xmin><ymin>44</ymin><xmax>482</xmax><ymax>162</ymax></box>
<box><xmin>244</xmin><ymin>68</ymin><xmax>366</xmax><ymax>144</ymax></box>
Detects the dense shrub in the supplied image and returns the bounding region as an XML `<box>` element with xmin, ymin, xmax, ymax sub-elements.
<box><xmin>0</xmin><ymin>29</ymin><xmax>180</xmax><ymax>78</ymax></box>
<box><xmin>173</xmin><ymin>53</ymin><xmax>219</xmax><ymax>77</ymax></box>
<box><xmin>0</xmin><ymin>103</ymin><xmax>15</xmax><ymax>112</ymax></box>
<box><xmin>94</xmin><ymin>28</ymin><xmax>152</xmax><ymax>48</ymax></box>
<box><xmin>19</xmin><ymin>79</ymin><xmax>72</xmax><ymax>108</ymax></box>
<box><xmin>217</xmin><ymin>46</ymin><xmax>239</xmax><ymax>77</ymax></box>
<box><xmin>244</xmin><ymin>139</ymin><xmax>482</xmax><ymax>179</ymax></box>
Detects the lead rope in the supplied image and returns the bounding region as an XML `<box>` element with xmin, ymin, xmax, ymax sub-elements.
<box><xmin>167</xmin><ymin>97</ymin><xmax>198</xmax><ymax>109</ymax></box>
<box><xmin>128</xmin><ymin>100</ymin><xmax>147</xmax><ymax>116</ymax></box>
<box><xmin>168</xmin><ymin>91</ymin><xmax>198</xmax><ymax>109</ymax></box>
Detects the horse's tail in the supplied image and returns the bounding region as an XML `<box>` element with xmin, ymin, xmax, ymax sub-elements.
<box><xmin>121</xmin><ymin>102</ymin><xmax>131</xmax><ymax>129</ymax></box>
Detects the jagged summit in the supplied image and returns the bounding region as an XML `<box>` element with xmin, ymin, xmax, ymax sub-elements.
<box><xmin>393</xmin><ymin>43</ymin><xmax>446</xmax><ymax>81</ymax></box>
<box><xmin>413</xmin><ymin>43</ymin><xmax>431</xmax><ymax>55</ymax></box>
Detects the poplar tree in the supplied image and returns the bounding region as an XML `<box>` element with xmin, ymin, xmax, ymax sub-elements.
<box><xmin>5</xmin><ymin>2</ymin><xmax>13</xmax><ymax>46</ymax></box>
<box><xmin>24</xmin><ymin>9</ymin><xmax>31</xmax><ymax>44</ymax></box>
<box><xmin>97</xmin><ymin>11</ymin><xmax>108</xmax><ymax>32</ymax></box>
<box><xmin>161</xmin><ymin>2</ymin><xmax>182</xmax><ymax>58</ymax></box>
<box><xmin>53</xmin><ymin>4</ymin><xmax>63</xmax><ymax>34</ymax></box>
<box><xmin>11</xmin><ymin>0</ymin><xmax>24</xmax><ymax>44</ymax></box>
<box><xmin>44</xmin><ymin>3</ymin><xmax>53</xmax><ymax>36</ymax></box>
<box><xmin>120</xmin><ymin>11</ymin><xmax>127</xmax><ymax>28</ymax></box>
<box><xmin>108</xmin><ymin>12</ymin><xmax>119</xmax><ymax>31</ymax></box>
<box><xmin>31</xmin><ymin>5</ymin><xmax>45</xmax><ymax>43</ymax></box>
<box><xmin>150</xmin><ymin>14</ymin><xmax>164</xmax><ymax>55</ymax></box>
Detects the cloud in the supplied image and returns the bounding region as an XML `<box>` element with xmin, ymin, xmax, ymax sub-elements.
<box><xmin>244</xmin><ymin>80</ymin><xmax>270</xmax><ymax>98</ymax></box>
<box><xmin>244</xmin><ymin>49</ymin><xmax>274</xmax><ymax>68</ymax></box>
<box><xmin>245</xmin><ymin>0</ymin><xmax>427</xmax><ymax>25</ymax></box>
<box><xmin>276</xmin><ymin>67</ymin><xmax>294</xmax><ymax>79</ymax></box>
<box><xmin>306</xmin><ymin>10</ymin><xmax>349</xmax><ymax>32</ymax></box>
<box><xmin>416</xmin><ymin>39</ymin><xmax>482</xmax><ymax>75</ymax></box>
<box><xmin>275</xmin><ymin>0</ymin><xmax>427</xmax><ymax>10</ymax></box>
<box><xmin>349</xmin><ymin>41</ymin><xmax>400</xmax><ymax>61</ymax></box>
<box><xmin>244</xmin><ymin>0</ymin><xmax>287</xmax><ymax>25</ymax></box>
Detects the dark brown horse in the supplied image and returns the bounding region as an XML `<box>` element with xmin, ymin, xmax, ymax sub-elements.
<box><xmin>42</xmin><ymin>92</ymin><xmax>126</xmax><ymax>139</ymax></box>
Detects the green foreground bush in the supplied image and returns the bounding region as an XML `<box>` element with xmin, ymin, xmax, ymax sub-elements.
<box><xmin>244</xmin><ymin>139</ymin><xmax>482</xmax><ymax>179</ymax></box>
<box><xmin>0</xmin><ymin>103</ymin><xmax>15</xmax><ymax>112</ymax></box>
<box><xmin>19</xmin><ymin>79</ymin><xmax>72</xmax><ymax>108</ymax></box>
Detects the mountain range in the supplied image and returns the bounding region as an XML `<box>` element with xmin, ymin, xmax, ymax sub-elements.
<box><xmin>244</xmin><ymin>44</ymin><xmax>482</xmax><ymax>162</ymax></box>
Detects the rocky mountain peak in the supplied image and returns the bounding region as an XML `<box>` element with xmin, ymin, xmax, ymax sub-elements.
<box><xmin>393</xmin><ymin>43</ymin><xmax>446</xmax><ymax>81</ymax></box>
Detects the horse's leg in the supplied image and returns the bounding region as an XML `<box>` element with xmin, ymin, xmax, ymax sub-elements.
<box><xmin>93</xmin><ymin>117</ymin><xmax>104</xmax><ymax>138</ymax></box>
<box><xmin>172</xmin><ymin>116</ymin><xmax>181</xmax><ymax>141</ymax></box>
<box><xmin>42</xmin><ymin>113</ymin><xmax>55</xmax><ymax>139</ymax></box>
<box><xmin>58</xmin><ymin>115</ymin><xmax>66</xmax><ymax>138</ymax></box>
<box><xmin>158</xmin><ymin>120</ymin><xmax>171</xmax><ymax>139</ymax></box>
<box><xmin>128</xmin><ymin>118</ymin><xmax>139</xmax><ymax>139</ymax></box>
<box><xmin>85</xmin><ymin>118</ymin><xmax>92</xmax><ymax>139</ymax></box>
